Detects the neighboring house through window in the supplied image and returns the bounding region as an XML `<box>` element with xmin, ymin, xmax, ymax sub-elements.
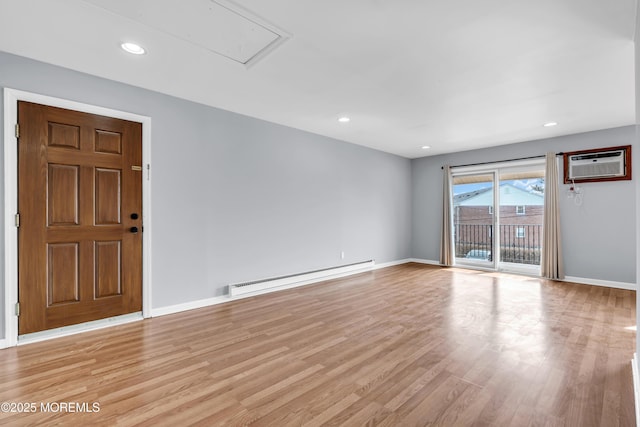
<box><xmin>516</xmin><ymin>205</ymin><xmax>526</xmax><ymax>215</ymax></box>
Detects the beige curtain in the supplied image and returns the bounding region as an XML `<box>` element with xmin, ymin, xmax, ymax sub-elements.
<box><xmin>440</xmin><ymin>166</ymin><xmax>454</xmax><ymax>266</ymax></box>
<box><xmin>541</xmin><ymin>152</ymin><xmax>564</xmax><ymax>279</ymax></box>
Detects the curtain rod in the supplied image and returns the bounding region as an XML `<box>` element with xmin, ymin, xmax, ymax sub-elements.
<box><xmin>441</xmin><ymin>153</ymin><xmax>564</xmax><ymax>170</ymax></box>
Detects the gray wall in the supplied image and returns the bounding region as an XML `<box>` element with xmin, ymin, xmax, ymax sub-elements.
<box><xmin>412</xmin><ymin>126</ymin><xmax>637</xmax><ymax>284</ymax></box>
<box><xmin>0</xmin><ymin>52</ymin><xmax>413</xmax><ymax>337</ymax></box>
<box><xmin>634</xmin><ymin>2</ymin><xmax>640</xmax><ymax>362</ymax></box>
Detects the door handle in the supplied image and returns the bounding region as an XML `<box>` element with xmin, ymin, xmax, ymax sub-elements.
<box><xmin>130</xmin><ymin>226</ymin><xmax>139</xmax><ymax>233</ymax></box>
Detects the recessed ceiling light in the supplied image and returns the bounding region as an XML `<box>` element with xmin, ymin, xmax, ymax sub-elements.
<box><xmin>338</xmin><ymin>117</ymin><xmax>350</xmax><ymax>123</ymax></box>
<box><xmin>421</xmin><ymin>145</ymin><xmax>431</xmax><ymax>149</ymax></box>
<box><xmin>121</xmin><ymin>42</ymin><xmax>146</xmax><ymax>55</ymax></box>
<box><xmin>543</xmin><ymin>122</ymin><xmax>558</xmax><ymax>127</ymax></box>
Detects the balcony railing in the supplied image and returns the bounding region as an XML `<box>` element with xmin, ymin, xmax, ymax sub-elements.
<box><xmin>454</xmin><ymin>224</ymin><xmax>542</xmax><ymax>265</ymax></box>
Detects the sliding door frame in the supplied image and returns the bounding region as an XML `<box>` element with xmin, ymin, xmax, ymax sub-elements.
<box><xmin>451</xmin><ymin>158</ymin><xmax>545</xmax><ymax>275</ymax></box>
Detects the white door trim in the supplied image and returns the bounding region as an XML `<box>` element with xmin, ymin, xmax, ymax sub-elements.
<box><xmin>3</xmin><ymin>88</ymin><xmax>152</xmax><ymax>348</ymax></box>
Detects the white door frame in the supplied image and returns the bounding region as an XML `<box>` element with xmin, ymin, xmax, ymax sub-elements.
<box><xmin>3</xmin><ymin>88</ymin><xmax>152</xmax><ymax>347</ymax></box>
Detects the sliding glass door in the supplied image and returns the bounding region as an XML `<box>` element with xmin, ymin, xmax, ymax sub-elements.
<box><xmin>452</xmin><ymin>160</ymin><xmax>545</xmax><ymax>274</ymax></box>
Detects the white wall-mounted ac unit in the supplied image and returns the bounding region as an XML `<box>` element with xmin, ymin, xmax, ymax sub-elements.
<box><xmin>568</xmin><ymin>149</ymin><xmax>626</xmax><ymax>180</ymax></box>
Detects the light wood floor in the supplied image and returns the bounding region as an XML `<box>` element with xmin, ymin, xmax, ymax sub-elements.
<box><xmin>0</xmin><ymin>263</ymin><xmax>635</xmax><ymax>426</ymax></box>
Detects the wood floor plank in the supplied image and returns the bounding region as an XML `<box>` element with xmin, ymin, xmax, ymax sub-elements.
<box><xmin>302</xmin><ymin>392</ymin><xmax>361</xmax><ymax>427</ymax></box>
<box><xmin>0</xmin><ymin>263</ymin><xmax>635</xmax><ymax>426</ymax></box>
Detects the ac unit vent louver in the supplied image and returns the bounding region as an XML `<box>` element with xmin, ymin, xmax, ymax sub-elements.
<box><xmin>568</xmin><ymin>150</ymin><xmax>625</xmax><ymax>180</ymax></box>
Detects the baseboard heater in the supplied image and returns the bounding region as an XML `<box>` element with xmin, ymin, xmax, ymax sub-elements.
<box><xmin>228</xmin><ymin>260</ymin><xmax>375</xmax><ymax>297</ymax></box>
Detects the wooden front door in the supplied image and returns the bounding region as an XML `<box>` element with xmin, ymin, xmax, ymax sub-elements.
<box><xmin>17</xmin><ymin>101</ymin><xmax>143</xmax><ymax>335</ymax></box>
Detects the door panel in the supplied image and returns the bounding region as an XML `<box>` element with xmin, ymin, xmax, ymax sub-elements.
<box><xmin>18</xmin><ymin>101</ymin><xmax>142</xmax><ymax>334</ymax></box>
<box><xmin>94</xmin><ymin>241</ymin><xmax>122</xmax><ymax>298</ymax></box>
<box><xmin>95</xmin><ymin>130</ymin><xmax>122</xmax><ymax>154</ymax></box>
<box><xmin>47</xmin><ymin>243</ymin><xmax>80</xmax><ymax>305</ymax></box>
<box><xmin>48</xmin><ymin>122</ymin><xmax>80</xmax><ymax>149</ymax></box>
<box><xmin>497</xmin><ymin>166</ymin><xmax>545</xmax><ymax>272</ymax></box>
<box><xmin>48</xmin><ymin>164</ymin><xmax>80</xmax><ymax>226</ymax></box>
<box><xmin>453</xmin><ymin>172</ymin><xmax>496</xmax><ymax>269</ymax></box>
<box><xmin>95</xmin><ymin>168</ymin><xmax>122</xmax><ymax>225</ymax></box>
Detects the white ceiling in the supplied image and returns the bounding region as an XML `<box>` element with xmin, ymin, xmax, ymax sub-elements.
<box><xmin>0</xmin><ymin>0</ymin><xmax>636</xmax><ymax>158</ymax></box>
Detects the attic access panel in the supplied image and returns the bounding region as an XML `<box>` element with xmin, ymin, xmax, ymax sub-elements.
<box><xmin>563</xmin><ymin>145</ymin><xmax>631</xmax><ymax>184</ymax></box>
<box><xmin>84</xmin><ymin>0</ymin><xmax>289</xmax><ymax>65</ymax></box>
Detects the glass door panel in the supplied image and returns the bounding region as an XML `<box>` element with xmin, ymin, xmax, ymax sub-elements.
<box><xmin>452</xmin><ymin>172</ymin><xmax>496</xmax><ymax>269</ymax></box>
<box><xmin>498</xmin><ymin>165</ymin><xmax>545</xmax><ymax>273</ymax></box>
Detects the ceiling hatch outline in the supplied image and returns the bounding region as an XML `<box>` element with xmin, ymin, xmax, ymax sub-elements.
<box><xmin>211</xmin><ymin>0</ymin><xmax>291</xmax><ymax>67</ymax></box>
<box><xmin>83</xmin><ymin>0</ymin><xmax>291</xmax><ymax>67</ymax></box>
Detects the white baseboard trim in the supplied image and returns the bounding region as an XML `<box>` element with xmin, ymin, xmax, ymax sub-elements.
<box><xmin>632</xmin><ymin>353</ymin><xmax>639</xmax><ymax>426</ymax></box>
<box><xmin>151</xmin><ymin>296</ymin><xmax>230</xmax><ymax>317</ymax></box>
<box><xmin>407</xmin><ymin>259</ymin><xmax>636</xmax><ymax>291</ymax></box>
<box><xmin>373</xmin><ymin>259</ymin><xmax>412</xmax><ymax>269</ymax></box>
<box><xmin>0</xmin><ymin>338</ymin><xmax>8</xmax><ymax>350</ymax></box>
<box><xmin>408</xmin><ymin>258</ymin><xmax>442</xmax><ymax>266</ymax></box>
<box><xmin>563</xmin><ymin>276</ymin><xmax>636</xmax><ymax>291</ymax></box>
